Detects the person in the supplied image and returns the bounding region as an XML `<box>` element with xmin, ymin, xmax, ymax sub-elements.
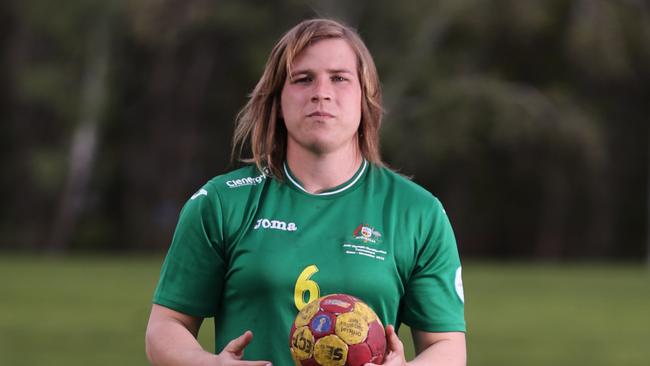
<box><xmin>145</xmin><ymin>18</ymin><xmax>466</xmax><ymax>366</ymax></box>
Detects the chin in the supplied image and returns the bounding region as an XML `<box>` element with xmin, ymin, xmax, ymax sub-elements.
<box><xmin>310</xmin><ymin>140</ymin><xmax>358</xmax><ymax>156</ymax></box>
<box><xmin>289</xmin><ymin>132</ymin><xmax>358</xmax><ymax>156</ymax></box>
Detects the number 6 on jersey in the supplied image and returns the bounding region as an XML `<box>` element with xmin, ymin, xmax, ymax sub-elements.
<box><xmin>294</xmin><ymin>265</ymin><xmax>320</xmax><ymax>310</ymax></box>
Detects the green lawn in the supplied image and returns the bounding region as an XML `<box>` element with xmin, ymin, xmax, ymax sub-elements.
<box><xmin>0</xmin><ymin>256</ymin><xmax>648</xmax><ymax>365</ymax></box>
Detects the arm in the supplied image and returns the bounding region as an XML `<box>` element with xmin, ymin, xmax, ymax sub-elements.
<box><xmin>409</xmin><ymin>328</ymin><xmax>466</xmax><ymax>366</ymax></box>
<box><xmin>145</xmin><ymin>304</ymin><xmax>212</xmax><ymax>365</ymax></box>
<box><xmin>372</xmin><ymin>325</ymin><xmax>466</xmax><ymax>366</ymax></box>
<box><xmin>145</xmin><ymin>304</ymin><xmax>270</xmax><ymax>366</ymax></box>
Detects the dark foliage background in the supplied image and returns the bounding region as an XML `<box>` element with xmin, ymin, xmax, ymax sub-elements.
<box><xmin>1</xmin><ymin>0</ymin><xmax>648</xmax><ymax>260</ymax></box>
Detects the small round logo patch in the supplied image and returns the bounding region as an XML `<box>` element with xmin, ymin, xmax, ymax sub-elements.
<box><xmin>311</xmin><ymin>314</ymin><xmax>333</xmax><ymax>334</ymax></box>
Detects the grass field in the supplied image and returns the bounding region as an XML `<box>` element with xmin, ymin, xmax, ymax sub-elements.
<box><xmin>0</xmin><ymin>255</ymin><xmax>648</xmax><ymax>365</ymax></box>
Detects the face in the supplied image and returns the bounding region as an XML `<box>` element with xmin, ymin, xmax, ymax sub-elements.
<box><xmin>280</xmin><ymin>38</ymin><xmax>362</xmax><ymax>157</ymax></box>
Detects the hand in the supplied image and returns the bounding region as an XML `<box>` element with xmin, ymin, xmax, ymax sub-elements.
<box><xmin>365</xmin><ymin>325</ymin><xmax>407</xmax><ymax>366</ymax></box>
<box><xmin>215</xmin><ymin>330</ymin><xmax>272</xmax><ymax>366</ymax></box>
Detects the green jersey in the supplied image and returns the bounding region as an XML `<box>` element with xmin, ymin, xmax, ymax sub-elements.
<box><xmin>153</xmin><ymin>161</ymin><xmax>465</xmax><ymax>364</ymax></box>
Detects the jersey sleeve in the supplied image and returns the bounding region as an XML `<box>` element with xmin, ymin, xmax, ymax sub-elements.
<box><xmin>400</xmin><ymin>198</ymin><xmax>466</xmax><ymax>332</ymax></box>
<box><xmin>153</xmin><ymin>183</ymin><xmax>226</xmax><ymax>317</ymax></box>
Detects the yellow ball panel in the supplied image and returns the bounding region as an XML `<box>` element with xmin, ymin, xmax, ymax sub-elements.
<box><xmin>335</xmin><ymin>311</ymin><xmax>369</xmax><ymax>345</ymax></box>
<box><xmin>313</xmin><ymin>335</ymin><xmax>348</xmax><ymax>366</ymax></box>
<box><xmin>295</xmin><ymin>299</ymin><xmax>320</xmax><ymax>327</ymax></box>
<box><xmin>291</xmin><ymin>326</ymin><xmax>315</xmax><ymax>360</ymax></box>
<box><xmin>353</xmin><ymin>301</ymin><xmax>378</xmax><ymax>323</ymax></box>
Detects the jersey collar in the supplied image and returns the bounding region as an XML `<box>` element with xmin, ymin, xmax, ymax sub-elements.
<box><xmin>283</xmin><ymin>159</ymin><xmax>368</xmax><ymax>197</ymax></box>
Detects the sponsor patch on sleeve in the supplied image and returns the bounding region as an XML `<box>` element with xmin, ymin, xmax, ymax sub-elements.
<box><xmin>455</xmin><ymin>266</ymin><xmax>464</xmax><ymax>303</ymax></box>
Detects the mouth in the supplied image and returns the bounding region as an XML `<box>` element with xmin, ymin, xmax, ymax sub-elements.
<box><xmin>307</xmin><ymin>111</ymin><xmax>335</xmax><ymax>118</ymax></box>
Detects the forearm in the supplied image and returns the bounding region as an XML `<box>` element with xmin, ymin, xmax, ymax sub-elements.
<box><xmin>408</xmin><ymin>332</ymin><xmax>466</xmax><ymax>366</ymax></box>
<box><xmin>145</xmin><ymin>317</ymin><xmax>216</xmax><ymax>366</ymax></box>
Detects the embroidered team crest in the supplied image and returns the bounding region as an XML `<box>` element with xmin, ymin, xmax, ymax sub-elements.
<box><xmin>352</xmin><ymin>224</ymin><xmax>382</xmax><ymax>244</ymax></box>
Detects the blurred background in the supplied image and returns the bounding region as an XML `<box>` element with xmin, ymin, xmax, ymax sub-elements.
<box><xmin>1</xmin><ymin>0</ymin><xmax>649</xmax><ymax>365</ymax></box>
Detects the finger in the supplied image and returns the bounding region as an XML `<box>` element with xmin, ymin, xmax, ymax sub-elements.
<box><xmin>224</xmin><ymin>330</ymin><xmax>254</xmax><ymax>355</ymax></box>
<box><xmin>363</xmin><ymin>327</ymin><xmax>401</xmax><ymax>366</ymax></box>
<box><xmin>233</xmin><ymin>361</ymin><xmax>272</xmax><ymax>366</ymax></box>
<box><xmin>363</xmin><ymin>351</ymin><xmax>397</xmax><ymax>366</ymax></box>
<box><xmin>364</xmin><ymin>349</ymin><xmax>403</xmax><ymax>366</ymax></box>
<box><xmin>385</xmin><ymin>325</ymin><xmax>404</xmax><ymax>355</ymax></box>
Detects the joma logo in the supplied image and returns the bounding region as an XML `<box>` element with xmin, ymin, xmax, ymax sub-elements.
<box><xmin>253</xmin><ymin>218</ymin><xmax>298</xmax><ymax>232</ymax></box>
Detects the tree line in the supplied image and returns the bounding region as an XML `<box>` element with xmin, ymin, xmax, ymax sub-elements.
<box><xmin>1</xmin><ymin>0</ymin><xmax>649</xmax><ymax>259</ymax></box>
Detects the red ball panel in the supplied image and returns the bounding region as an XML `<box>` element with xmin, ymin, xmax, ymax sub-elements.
<box><xmin>347</xmin><ymin>343</ymin><xmax>372</xmax><ymax>366</ymax></box>
<box><xmin>289</xmin><ymin>323</ymin><xmax>297</xmax><ymax>347</ymax></box>
<box><xmin>300</xmin><ymin>357</ymin><xmax>321</xmax><ymax>366</ymax></box>
<box><xmin>366</xmin><ymin>320</ymin><xmax>386</xmax><ymax>357</ymax></box>
<box><xmin>320</xmin><ymin>294</ymin><xmax>356</xmax><ymax>314</ymax></box>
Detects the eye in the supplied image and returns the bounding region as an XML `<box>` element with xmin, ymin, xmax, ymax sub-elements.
<box><xmin>331</xmin><ymin>75</ymin><xmax>348</xmax><ymax>82</ymax></box>
<box><xmin>292</xmin><ymin>76</ymin><xmax>312</xmax><ymax>84</ymax></box>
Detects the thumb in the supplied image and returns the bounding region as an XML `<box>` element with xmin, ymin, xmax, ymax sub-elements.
<box><xmin>223</xmin><ymin>330</ymin><xmax>254</xmax><ymax>356</ymax></box>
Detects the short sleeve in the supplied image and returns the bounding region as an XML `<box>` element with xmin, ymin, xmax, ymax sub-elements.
<box><xmin>152</xmin><ymin>184</ymin><xmax>226</xmax><ymax>317</ymax></box>
<box><xmin>400</xmin><ymin>198</ymin><xmax>466</xmax><ymax>332</ymax></box>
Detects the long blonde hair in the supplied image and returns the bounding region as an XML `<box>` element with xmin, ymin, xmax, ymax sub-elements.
<box><xmin>231</xmin><ymin>18</ymin><xmax>384</xmax><ymax>179</ymax></box>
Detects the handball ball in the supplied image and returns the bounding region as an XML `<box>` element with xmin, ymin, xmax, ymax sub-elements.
<box><xmin>289</xmin><ymin>294</ymin><xmax>386</xmax><ymax>366</ymax></box>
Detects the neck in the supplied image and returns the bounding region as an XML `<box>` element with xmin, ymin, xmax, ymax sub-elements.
<box><xmin>286</xmin><ymin>144</ymin><xmax>363</xmax><ymax>194</ymax></box>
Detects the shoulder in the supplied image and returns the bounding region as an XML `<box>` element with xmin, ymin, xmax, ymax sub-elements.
<box><xmin>197</xmin><ymin>165</ymin><xmax>269</xmax><ymax>200</ymax></box>
<box><xmin>204</xmin><ymin>165</ymin><xmax>267</xmax><ymax>190</ymax></box>
<box><xmin>182</xmin><ymin>165</ymin><xmax>268</xmax><ymax>216</ymax></box>
<box><xmin>369</xmin><ymin>165</ymin><xmax>443</xmax><ymax>210</ymax></box>
<box><xmin>182</xmin><ymin>165</ymin><xmax>270</xmax><ymax>243</ymax></box>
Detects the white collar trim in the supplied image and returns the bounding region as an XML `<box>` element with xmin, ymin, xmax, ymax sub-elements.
<box><xmin>284</xmin><ymin>160</ymin><xmax>367</xmax><ymax>196</ymax></box>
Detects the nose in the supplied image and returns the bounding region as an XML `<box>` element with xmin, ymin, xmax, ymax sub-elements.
<box><xmin>311</xmin><ymin>77</ymin><xmax>332</xmax><ymax>102</ymax></box>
